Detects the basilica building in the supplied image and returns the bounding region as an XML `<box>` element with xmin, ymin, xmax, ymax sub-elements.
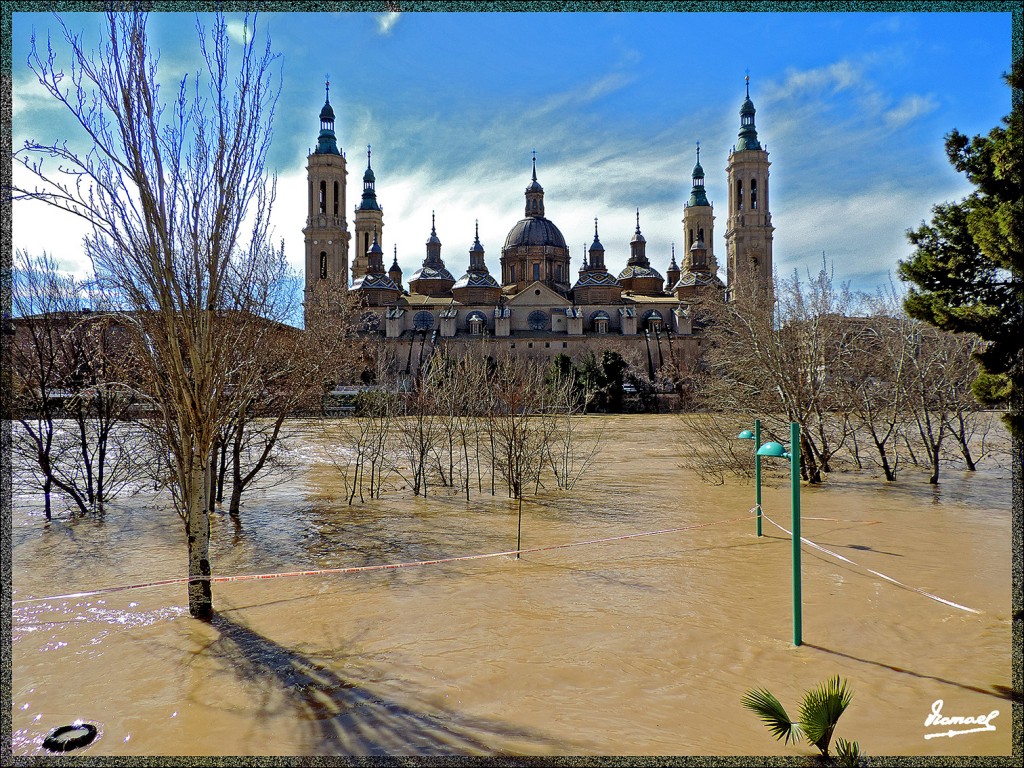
<box><xmin>303</xmin><ymin>79</ymin><xmax>774</xmax><ymax>376</ymax></box>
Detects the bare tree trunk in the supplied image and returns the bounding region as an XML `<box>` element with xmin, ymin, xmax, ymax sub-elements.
<box><xmin>230</xmin><ymin>425</ymin><xmax>245</xmax><ymax>515</ymax></box>
<box><xmin>185</xmin><ymin>456</ymin><xmax>213</xmax><ymax>621</ymax></box>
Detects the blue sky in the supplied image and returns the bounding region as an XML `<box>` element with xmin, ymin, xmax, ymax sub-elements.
<box><xmin>10</xmin><ymin>9</ymin><xmax>1015</xmax><ymax>315</ymax></box>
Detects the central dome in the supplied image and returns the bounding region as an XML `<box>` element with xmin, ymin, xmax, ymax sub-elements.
<box><xmin>503</xmin><ymin>217</ymin><xmax>567</xmax><ymax>250</ymax></box>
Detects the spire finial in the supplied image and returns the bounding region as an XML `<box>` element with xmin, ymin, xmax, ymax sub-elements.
<box><xmin>635</xmin><ymin>208</ymin><xmax>641</xmax><ymax>233</ymax></box>
<box><xmin>594</xmin><ymin>217</ymin><xmax>599</xmax><ymax>239</ymax></box>
<box><xmin>431</xmin><ymin>210</ymin><xmax>436</xmax><ymax>235</ymax></box>
<box><xmin>745</xmin><ymin>69</ymin><xmax>750</xmax><ymax>98</ymax></box>
<box><xmin>531</xmin><ymin>149</ymin><xmax>537</xmax><ymax>181</ymax></box>
<box><xmin>367</xmin><ymin>144</ymin><xmax>372</xmax><ymax>168</ymax></box>
<box><xmin>475</xmin><ymin>219</ymin><xmax>480</xmax><ymax>240</ymax></box>
<box><xmin>325</xmin><ymin>73</ymin><xmax>330</xmax><ymax>102</ymax></box>
<box><xmin>696</xmin><ymin>141</ymin><xmax>700</xmax><ymax>164</ymax></box>
<box><xmin>672</xmin><ymin>242</ymin><xmax>676</xmax><ymax>258</ymax></box>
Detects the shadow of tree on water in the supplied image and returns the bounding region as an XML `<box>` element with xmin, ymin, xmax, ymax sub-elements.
<box><xmin>206</xmin><ymin>614</ymin><xmax>568</xmax><ymax>756</ymax></box>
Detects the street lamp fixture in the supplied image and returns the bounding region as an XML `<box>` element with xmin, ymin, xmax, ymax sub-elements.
<box><xmin>756</xmin><ymin>441</ymin><xmax>789</xmax><ymax>458</ymax></box>
<box><xmin>756</xmin><ymin>422</ymin><xmax>803</xmax><ymax>647</ymax></box>
<box><xmin>736</xmin><ymin>420</ymin><xmax>762</xmax><ymax>537</ymax></box>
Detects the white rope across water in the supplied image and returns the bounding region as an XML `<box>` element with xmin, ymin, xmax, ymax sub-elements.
<box><xmin>758</xmin><ymin>509</ymin><xmax>981</xmax><ymax>614</ymax></box>
<box><xmin>13</xmin><ymin>515</ymin><xmax>752</xmax><ymax>606</ymax></box>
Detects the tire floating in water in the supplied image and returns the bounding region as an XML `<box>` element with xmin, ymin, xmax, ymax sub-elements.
<box><xmin>42</xmin><ymin>722</ymin><xmax>98</xmax><ymax>752</ymax></box>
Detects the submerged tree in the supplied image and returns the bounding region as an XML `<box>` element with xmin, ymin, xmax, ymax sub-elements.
<box><xmin>10</xmin><ymin>250</ymin><xmax>145</xmax><ymax>518</ymax></box>
<box><xmin>697</xmin><ymin>263</ymin><xmax>856</xmax><ymax>483</ymax></box>
<box><xmin>14</xmin><ymin>11</ymin><xmax>283</xmax><ymax>619</ymax></box>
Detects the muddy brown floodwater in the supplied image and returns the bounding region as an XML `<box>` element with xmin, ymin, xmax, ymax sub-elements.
<box><xmin>10</xmin><ymin>415</ymin><xmax>1014</xmax><ymax>757</ymax></box>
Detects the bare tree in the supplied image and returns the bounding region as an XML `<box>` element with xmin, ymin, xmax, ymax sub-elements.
<box><xmin>14</xmin><ymin>11</ymin><xmax>282</xmax><ymax>619</ymax></box>
<box><xmin>698</xmin><ymin>265</ymin><xmax>855</xmax><ymax>483</ymax></box>
<box><xmin>10</xmin><ymin>250</ymin><xmax>144</xmax><ymax>518</ymax></box>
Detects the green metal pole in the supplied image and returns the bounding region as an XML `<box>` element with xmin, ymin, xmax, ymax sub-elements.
<box><xmin>791</xmin><ymin>421</ymin><xmax>802</xmax><ymax>647</ymax></box>
<box><xmin>754</xmin><ymin>418</ymin><xmax>762</xmax><ymax>537</ymax></box>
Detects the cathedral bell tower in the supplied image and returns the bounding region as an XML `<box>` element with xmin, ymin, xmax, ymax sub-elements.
<box><xmin>303</xmin><ymin>79</ymin><xmax>350</xmax><ymax>325</ymax></box>
<box><xmin>352</xmin><ymin>145</ymin><xmax>384</xmax><ymax>282</ymax></box>
<box><xmin>725</xmin><ymin>75</ymin><xmax>774</xmax><ymax>302</ymax></box>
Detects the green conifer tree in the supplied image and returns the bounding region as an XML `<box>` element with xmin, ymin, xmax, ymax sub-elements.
<box><xmin>899</xmin><ymin>58</ymin><xmax>1022</xmax><ymax>439</ymax></box>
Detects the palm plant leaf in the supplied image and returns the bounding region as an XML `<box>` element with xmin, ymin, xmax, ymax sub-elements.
<box><xmin>742</xmin><ymin>688</ymin><xmax>801</xmax><ymax>745</ymax></box>
<box><xmin>798</xmin><ymin>676</ymin><xmax>853</xmax><ymax>755</ymax></box>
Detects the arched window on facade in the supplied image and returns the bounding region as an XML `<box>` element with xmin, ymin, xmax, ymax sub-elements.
<box><xmin>466</xmin><ymin>311</ymin><xmax>487</xmax><ymax>336</ymax></box>
<box><xmin>319</xmin><ymin>181</ymin><xmax>327</xmax><ymax>215</ymax></box>
<box><xmin>736</xmin><ymin>180</ymin><xmax>743</xmax><ymax>211</ymax></box>
<box><xmin>644</xmin><ymin>309</ymin><xmax>664</xmax><ymax>332</ymax></box>
<box><xmin>688</xmin><ymin>229</ymin><xmax>694</xmax><ymax>248</ymax></box>
<box><xmin>320</xmin><ymin>251</ymin><xmax>328</xmax><ymax>279</ymax></box>
<box><xmin>364</xmin><ymin>233</ymin><xmax>369</xmax><ymax>259</ymax></box>
<box><xmin>533</xmin><ymin>263</ymin><xmax>540</xmax><ymax>281</ymax></box>
<box><xmin>333</xmin><ymin>182</ymin><xmax>339</xmax><ymax>216</ymax></box>
<box><xmin>698</xmin><ymin>227</ymin><xmax>704</xmax><ymax>242</ymax></box>
<box><xmin>750</xmin><ymin>179</ymin><xmax>758</xmax><ymax>210</ymax></box>
<box><xmin>509</xmin><ymin>264</ymin><xmax>515</xmax><ymax>282</ymax></box>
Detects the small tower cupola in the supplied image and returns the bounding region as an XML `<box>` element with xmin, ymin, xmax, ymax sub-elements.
<box><xmin>316</xmin><ymin>79</ymin><xmax>340</xmax><ymax>155</ymax></box>
<box><xmin>689</xmin><ymin>234</ymin><xmax>709</xmax><ymax>271</ymax></box>
<box><xmin>666</xmin><ymin>243</ymin><xmax>681</xmax><ymax>291</ymax></box>
<box><xmin>389</xmin><ymin>245</ymin><xmax>403</xmax><ymax>290</ymax></box>
<box><xmin>738</xmin><ymin>74</ymin><xmax>761</xmax><ymax>151</ymax></box>
<box><xmin>408</xmin><ymin>211</ymin><xmax>455</xmax><ymax>298</ymax></box>
<box><xmin>425</xmin><ymin>211</ymin><xmax>443</xmax><ymax>265</ymax></box>
<box><xmin>688</xmin><ymin>142</ymin><xmax>710</xmax><ymax>207</ymax></box>
<box><xmin>468</xmin><ymin>220</ymin><xmax>487</xmax><ymax>272</ymax></box>
<box><xmin>453</xmin><ymin>219</ymin><xmax>501</xmax><ymax>304</ymax></box>
<box><xmin>359</xmin><ymin>145</ymin><xmax>380</xmax><ymax>211</ymax></box>
<box><xmin>588</xmin><ymin>217</ymin><xmax>606</xmax><ymax>271</ymax></box>
<box><xmin>525</xmin><ymin>151</ymin><xmax>545</xmax><ymax>219</ymax></box>
<box><xmin>629</xmin><ymin>209</ymin><xmax>648</xmax><ymax>265</ymax></box>
<box><xmin>366</xmin><ymin>230</ymin><xmax>385</xmax><ymax>273</ymax></box>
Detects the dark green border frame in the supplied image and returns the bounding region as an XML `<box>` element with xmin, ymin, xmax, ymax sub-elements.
<box><xmin>1</xmin><ymin>2</ymin><xmax>1020</xmax><ymax>765</ymax></box>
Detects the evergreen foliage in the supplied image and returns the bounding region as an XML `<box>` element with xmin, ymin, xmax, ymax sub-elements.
<box><xmin>899</xmin><ymin>58</ymin><xmax>1023</xmax><ymax>438</ymax></box>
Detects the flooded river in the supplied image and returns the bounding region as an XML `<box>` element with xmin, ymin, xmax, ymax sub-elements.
<box><xmin>10</xmin><ymin>415</ymin><xmax>1014</xmax><ymax>756</ymax></box>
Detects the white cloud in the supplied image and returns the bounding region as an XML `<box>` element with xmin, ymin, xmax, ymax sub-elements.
<box><xmin>767</xmin><ymin>61</ymin><xmax>862</xmax><ymax>103</ymax></box>
<box><xmin>772</xmin><ymin>179</ymin><xmax>972</xmax><ymax>288</ymax></box>
<box><xmin>11</xmin><ymin>70</ymin><xmax>60</xmax><ymax>120</ymax></box>
<box><xmin>884</xmin><ymin>94</ymin><xmax>939</xmax><ymax>129</ymax></box>
<box><xmin>376</xmin><ymin>12</ymin><xmax>401</xmax><ymax>36</ymax></box>
<box><xmin>525</xmin><ymin>72</ymin><xmax>635</xmax><ymax>122</ymax></box>
<box><xmin>226</xmin><ymin>18</ymin><xmax>255</xmax><ymax>46</ymax></box>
